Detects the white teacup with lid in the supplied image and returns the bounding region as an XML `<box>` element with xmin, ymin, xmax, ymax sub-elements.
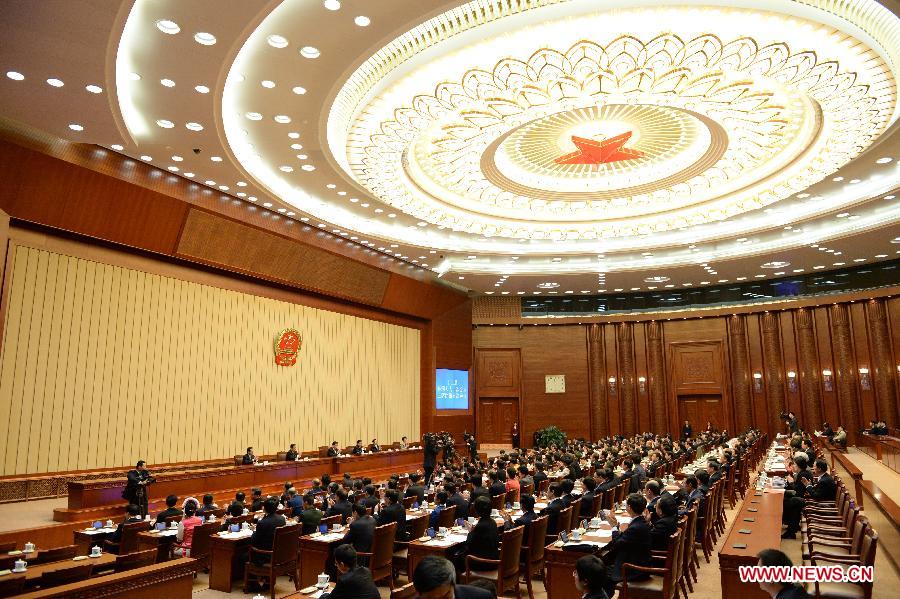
<box><xmin>12</xmin><ymin>559</ymin><xmax>26</xmax><ymax>572</ymax></box>
<box><xmin>91</xmin><ymin>545</ymin><xmax>102</xmax><ymax>557</ymax></box>
<box><xmin>23</xmin><ymin>542</ymin><xmax>35</xmax><ymax>553</ymax></box>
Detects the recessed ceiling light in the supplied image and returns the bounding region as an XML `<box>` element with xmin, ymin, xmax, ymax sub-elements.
<box><xmin>833</xmin><ymin>262</ymin><xmax>845</xmax><ymax>266</ymax></box>
<box><xmin>156</xmin><ymin>20</ymin><xmax>180</xmax><ymax>34</ymax></box>
<box><xmin>110</xmin><ymin>144</ymin><xmax>123</xmax><ymax>151</ymax></box>
<box><xmin>279</xmin><ymin>165</ymin><xmax>294</xmax><ymax>172</ymax></box>
<box><xmin>853</xmin><ymin>258</ymin><xmax>866</xmax><ymax>262</ymax></box>
<box><xmin>836</xmin><ymin>212</ymin><xmax>850</xmax><ymax>218</ymax></box>
<box><xmin>6</xmin><ymin>71</ymin><xmax>24</xmax><ymax>80</ymax></box>
<box><xmin>266</xmin><ymin>34</ymin><xmax>289</xmax><ymax>48</ymax></box>
<box><xmin>210</xmin><ymin>156</ymin><xmax>223</xmax><ymax>162</ymax></box>
<box><xmin>264</xmin><ymin>203</ymin><xmax>273</xmax><ymax>208</ymax></box>
<box><xmin>46</xmin><ymin>78</ymin><xmax>64</xmax><ymax>87</ymax></box>
<box><xmin>156</xmin><ymin>119</ymin><xmax>174</xmax><ymax>128</ymax></box>
<box><xmin>245</xmin><ymin>112</ymin><xmax>263</xmax><ymax>121</ymax></box>
<box><xmin>273</xmin><ymin>115</ymin><xmax>291</xmax><ymax>123</ymax></box>
<box><xmin>194</xmin><ymin>85</ymin><xmax>210</xmax><ymax>94</ymax></box>
<box><xmin>885</xmin><ymin>195</ymin><xmax>896</xmax><ymax>200</ymax></box>
<box><xmin>237</xmin><ymin>192</ymin><xmax>246</xmax><ymax>197</ymax></box>
<box><xmin>160</xmin><ymin>78</ymin><xmax>175</xmax><ymax>87</ymax></box>
<box><xmin>171</xmin><ymin>155</ymin><xmax>183</xmax><ymax>161</ymax></box>
<box><xmin>388</xmin><ymin>213</ymin><xmax>396</xmax><ymax>218</ymax></box>
<box><xmin>168</xmin><ymin>166</ymin><xmax>179</xmax><ymax>172</ymax></box>
<box><xmin>140</xmin><ymin>155</ymin><xmax>152</xmax><ymax>161</ymax></box>
<box><xmin>194</xmin><ymin>32</ymin><xmax>216</xmax><ymax>45</ymax></box>
<box><xmin>184</xmin><ymin>172</ymin><xmax>194</xmax><ymax>177</ymax></box>
<box><xmin>644</xmin><ymin>276</ymin><xmax>670</xmax><ymax>283</ymax></box>
<box><xmin>236</xmin><ymin>181</ymin><xmax>247</xmax><ymax>187</ymax></box>
<box><xmin>876</xmin><ymin>157</ymin><xmax>893</xmax><ymax>164</ymax></box>
<box><xmin>290</xmin><ymin>143</ymin><xmax>303</xmax><ymax>150</ymax></box>
<box><xmin>875</xmin><ymin>254</ymin><xmax>888</xmax><ymax>258</ymax></box>
<box><xmin>185</xmin><ymin>122</ymin><xmax>203</xmax><ymax>131</ymax></box>
<box><xmin>219</xmin><ymin>185</ymin><xmax>229</xmax><ymax>191</ymax></box>
<box><xmin>301</xmin><ymin>164</ymin><xmax>315</xmax><ymax>171</ymax></box>
<box><xmin>287</xmin><ymin>132</ymin><xmax>300</xmax><ymax>139</ymax></box>
<box><xmin>323</xmin><ymin>0</ymin><xmax>341</xmax><ymax>10</ymax></box>
<box><xmin>832</xmin><ymin>176</ymin><xmax>844</xmax><ymax>182</ymax></box>
<box><xmin>249</xmin><ymin>196</ymin><xmax>257</xmax><ymax>202</ymax></box>
<box><xmin>261</xmin><ymin>80</ymin><xmax>276</xmax><ymax>88</ymax></box>
<box><xmin>68</xmin><ymin>123</ymin><xmax>83</xmax><ymax>131</ymax></box>
<box><xmin>813</xmin><ymin>265</ymin><xmax>825</xmax><ymax>269</ymax></box>
<box><xmin>292</xmin><ymin>86</ymin><xmax>307</xmax><ymax>95</ymax></box>
<box><xmin>296</xmin><ymin>154</ymin><xmax>308</xmax><ymax>160</ymax></box>
<box><xmin>761</xmin><ymin>261</ymin><xmax>790</xmax><ymax>268</ymax></box>
<box><xmin>300</xmin><ymin>46</ymin><xmax>320</xmax><ymax>59</ymax></box>
<box><xmin>350</xmin><ymin>198</ymin><xmax>359</xmax><ymax>203</ymax></box>
<box><xmin>537</xmin><ymin>282</ymin><xmax>559</xmax><ymax>289</ymax></box>
<box><xmin>849</xmin><ymin>179</ymin><xmax>861</xmax><ymax>184</ymax></box>
<box><xmin>337</xmin><ymin>191</ymin><xmax>346</xmax><ymax>196</ymax></box>
<box><xmin>354</xmin><ymin>15</ymin><xmax>371</xmax><ymax>26</ymax></box>
<box><xmin>85</xmin><ymin>84</ymin><xmax>103</xmax><ymax>93</ymax></box>
<box><xmin>205</xmin><ymin>180</ymin><xmax>215</xmax><ymax>185</ymax></box>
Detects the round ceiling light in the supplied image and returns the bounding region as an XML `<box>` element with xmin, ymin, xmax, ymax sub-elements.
<box><xmin>354</xmin><ymin>16</ymin><xmax>371</xmax><ymax>27</ymax></box>
<box><xmin>644</xmin><ymin>276</ymin><xmax>671</xmax><ymax>283</ymax></box>
<box><xmin>300</xmin><ymin>46</ymin><xmax>320</xmax><ymax>59</ymax></box>
<box><xmin>68</xmin><ymin>123</ymin><xmax>83</xmax><ymax>131</ymax></box>
<box><xmin>245</xmin><ymin>112</ymin><xmax>263</xmax><ymax>120</ymax></box>
<box><xmin>156</xmin><ymin>119</ymin><xmax>174</xmax><ymax>128</ymax></box>
<box><xmin>537</xmin><ymin>282</ymin><xmax>560</xmax><ymax>289</ymax></box>
<box><xmin>876</xmin><ymin>157</ymin><xmax>893</xmax><ymax>164</ymax></box>
<box><xmin>292</xmin><ymin>86</ymin><xmax>307</xmax><ymax>95</ymax></box>
<box><xmin>46</xmin><ymin>78</ymin><xmax>64</xmax><ymax>87</ymax></box>
<box><xmin>85</xmin><ymin>84</ymin><xmax>103</xmax><ymax>93</ymax></box>
<box><xmin>274</xmin><ymin>114</ymin><xmax>291</xmax><ymax>123</ymax></box>
<box><xmin>194</xmin><ymin>85</ymin><xmax>209</xmax><ymax>94</ymax></box>
<box><xmin>261</xmin><ymin>80</ymin><xmax>275</xmax><ymax>88</ymax></box>
<box><xmin>323</xmin><ymin>0</ymin><xmax>341</xmax><ymax>10</ymax></box>
<box><xmin>301</xmin><ymin>164</ymin><xmax>316</xmax><ymax>171</ymax></box>
<box><xmin>266</xmin><ymin>34</ymin><xmax>289</xmax><ymax>48</ymax></box>
<box><xmin>160</xmin><ymin>78</ymin><xmax>175</xmax><ymax>87</ymax></box>
<box><xmin>155</xmin><ymin>20</ymin><xmax>180</xmax><ymax>34</ymax></box>
<box><xmin>194</xmin><ymin>32</ymin><xmax>216</xmax><ymax>45</ymax></box>
<box><xmin>110</xmin><ymin>144</ymin><xmax>123</xmax><ymax>151</ymax></box>
<box><xmin>6</xmin><ymin>71</ymin><xmax>24</xmax><ymax>80</ymax></box>
<box><xmin>761</xmin><ymin>261</ymin><xmax>791</xmax><ymax>268</ymax></box>
<box><xmin>185</xmin><ymin>122</ymin><xmax>204</xmax><ymax>131</ymax></box>
<box><xmin>279</xmin><ymin>165</ymin><xmax>294</xmax><ymax>172</ymax></box>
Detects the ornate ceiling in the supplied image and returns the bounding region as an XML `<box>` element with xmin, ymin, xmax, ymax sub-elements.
<box><xmin>2</xmin><ymin>0</ymin><xmax>900</xmax><ymax>296</ymax></box>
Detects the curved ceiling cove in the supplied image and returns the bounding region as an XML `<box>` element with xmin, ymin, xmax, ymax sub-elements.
<box><xmin>90</xmin><ymin>0</ymin><xmax>900</xmax><ymax>293</ymax></box>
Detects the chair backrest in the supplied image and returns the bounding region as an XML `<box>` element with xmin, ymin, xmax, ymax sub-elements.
<box><xmin>114</xmin><ymin>548</ymin><xmax>157</xmax><ymax>572</ymax></box>
<box><xmin>569</xmin><ymin>498</ymin><xmax>583</xmax><ymax>524</ymax></box>
<box><xmin>34</xmin><ymin>544</ymin><xmax>77</xmax><ymax>564</ymax></box>
<box><xmin>507</xmin><ymin>487</ymin><xmax>520</xmax><ymax>503</ymax></box>
<box><xmin>406</xmin><ymin>513</ymin><xmax>429</xmax><ymax>541</ymax></box>
<box><xmin>211</xmin><ymin>508</ymin><xmax>226</xmax><ymax>518</ymax></box>
<box><xmin>187</xmin><ymin>522</ymin><xmax>220</xmax><ymax>562</ymax></box>
<box><xmin>558</xmin><ymin>506</ymin><xmax>574</xmax><ymax>534</ymax></box>
<box><xmin>0</xmin><ymin>574</ymin><xmax>25</xmax><ymax>597</ymax></box>
<box><xmin>537</xmin><ymin>479</ymin><xmax>550</xmax><ymax>496</ymax></box>
<box><xmin>526</xmin><ymin>515</ymin><xmax>550</xmax><ymax>565</ymax></box>
<box><xmin>40</xmin><ymin>562</ymin><xmax>94</xmax><ymax>588</ymax></box>
<box><xmin>437</xmin><ymin>504</ymin><xmax>457</xmax><ymax>529</ymax></box>
<box><xmin>520</xmin><ymin>483</ymin><xmax>534</xmax><ymax>496</ymax></box>
<box><xmin>121</xmin><ymin>521</ymin><xmax>151</xmax><ymax>554</ymax></box>
<box><xmin>498</xmin><ymin>525</ymin><xmax>525</xmax><ymax>590</ymax></box>
<box><xmin>667</xmin><ymin>528</ymin><xmax>686</xmax><ymax>599</ymax></box>
<box><xmin>390</xmin><ymin>582</ymin><xmax>417</xmax><ymax>599</ymax></box>
<box><xmin>490</xmin><ymin>493</ymin><xmax>506</xmax><ymax>511</ymax></box>
<box><xmin>600</xmin><ymin>487</ymin><xmax>615</xmax><ymax>510</ymax></box>
<box><xmin>164</xmin><ymin>514</ymin><xmax>183</xmax><ymax>524</ymax></box>
<box><xmin>859</xmin><ymin>528</ymin><xmax>878</xmax><ymax>567</ymax></box>
<box><xmin>320</xmin><ymin>514</ymin><xmax>342</xmax><ymax>527</ymax></box>
<box><xmin>272</xmin><ymin>523</ymin><xmax>301</xmax><ymax>566</ymax></box>
<box><xmin>370</xmin><ymin>522</ymin><xmax>398</xmax><ymax>577</ymax></box>
<box><xmin>589</xmin><ymin>493</ymin><xmax>603</xmax><ymax>518</ymax></box>
<box><xmin>402</xmin><ymin>496</ymin><xmax>416</xmax><ymax>509</ymax></box>
<box><xmin>850</xmin><ymin>518</ymin><xmax>870</xmax><ymax>555</ymax></box>
<box><xmin>277</xmin><ymin>452</ymin><xmax>288</xmax><ymax>461</ymax></box>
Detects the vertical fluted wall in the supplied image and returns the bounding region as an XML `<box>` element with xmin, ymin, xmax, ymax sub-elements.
<box><xmin>795</xmin><ymin>308</ymin><xmax>823</xmax><ymax>427</ymax></box>
<box><xmin>617</xmin><ymin>323</ymin><xmax>637</xmax><ymax>436</ymax></box>
<box><xmin>865</xmin><ymin>299</ymin><xmax>899</xmax><ymax>426</ymax></box>
<box><xmin>647</xmin><ymin>321</ymin><xmax>668</xmax><ymax>434</ymax></box>
<box><xmin>830</xmin><ymin>304</ymin><xmax>861</xmax><ymax>443</ymax></box>
<box><xmin>728</xmin><ymin>315</ymin><xmax>754</xmax><ymax>431</ymax></box>
<box><xmin>761</xmin><ymin>312</ymin><xmax>787</xmax><ymax>435</ymax></box>
<box><xmin>587</xmin><ymin>324</ymin><xmax>608</xmax><ymax>440</ymax></box>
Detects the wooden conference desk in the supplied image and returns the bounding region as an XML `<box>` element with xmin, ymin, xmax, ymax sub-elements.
<box><xmin>208</xmin><ymin>529</ymin><xmax>253</xmax><ymax>592</ymax></box>
<box><xmin>59</xmin><ymin>449</ymin><xmax>423</xmax><ymax>521</ymax></box>
<box><xmin>718</xmin><ymin>485</ymin><xmax>784</xmax><ymax>599</ymax></box>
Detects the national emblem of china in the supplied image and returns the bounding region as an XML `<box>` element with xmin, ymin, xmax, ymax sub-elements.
<box><xmin>274</xmin><ymin>328</ymin><xmax>302</xmax><ymax>366</ymax></box>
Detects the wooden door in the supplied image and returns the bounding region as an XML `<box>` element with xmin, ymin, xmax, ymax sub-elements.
<box><xmin>678</xmin><ymin>395</ymin><xmax>725</xmax><ymax>433</ymax></box>
<box><xmin>479</xmin><ymin>398</ymin><xmax>518</xmax><ymax>444</ymax></box>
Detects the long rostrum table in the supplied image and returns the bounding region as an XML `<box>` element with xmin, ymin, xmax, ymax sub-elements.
<box><xmin>57</xmin><ymin>449</ymin><xmax>424</xmax><ymax>522</ymax></box>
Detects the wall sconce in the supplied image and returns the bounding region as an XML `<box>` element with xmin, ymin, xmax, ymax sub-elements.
<box><xmin>859</xmin><ymin>367</ymin><xmax>871</xmax><ymax>391</ymax></box>
<box><xmin>608</xmin><ymin>376</ymin><xmax>617</xmax><ymax>396</ymax></box>
<box><xmin>787</xmin><ymin>371</ymin><xmax>797</xmax><ymax>393</ymax></box>
<box><xmin>752</xmin><ymin>372</ymin><xmax>763</xmax><ymax>393</ymax></box>
<box><xmin>822</xmin><ymin>369</ymin><xmax>833</xmax><ymax>392</ymax></box>
<box><xmin>638</xmin><ymin>376</ymin><xmax>647</xmax><ymax>394</ymax></box>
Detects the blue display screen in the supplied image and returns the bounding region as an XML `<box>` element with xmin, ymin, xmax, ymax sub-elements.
<box><xmin>436</xmin><ymin>369</ymin><xmax>469</xmax><ymax>410</ymax></box>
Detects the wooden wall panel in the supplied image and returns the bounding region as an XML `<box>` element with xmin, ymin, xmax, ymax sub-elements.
<box><xmin>0</xmin><ymin>245</ymin><xmax>421</xmax><ymax>475</ymax></box>
<box><xmin>475</xmin><ymin>296</ymin><xmax>899</xmax><ymax>445</ymax></box>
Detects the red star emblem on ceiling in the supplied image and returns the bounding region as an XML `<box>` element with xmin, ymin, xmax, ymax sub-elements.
<box><xmin>554</xmin><ymin>131</ymin><xmax>644</xmax><ymax>165</ymax></box>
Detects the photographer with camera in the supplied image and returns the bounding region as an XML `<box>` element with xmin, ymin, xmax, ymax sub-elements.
<box><xmin>123</xmin><ymin>459</ymin><xmax>155</xmax><ymax>519</ymax></box>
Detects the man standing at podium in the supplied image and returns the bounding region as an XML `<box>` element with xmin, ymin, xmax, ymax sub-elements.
<box><xmin>123</xmin><ymin>460</ymin><xmax>153</xmax><ymax>518</ymax></box>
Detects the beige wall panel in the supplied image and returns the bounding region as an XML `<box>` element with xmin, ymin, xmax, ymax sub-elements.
<box><xmin>0</xmin><ymin>245</ymin><xmax>420</xmax><ymax>475</ymax></box>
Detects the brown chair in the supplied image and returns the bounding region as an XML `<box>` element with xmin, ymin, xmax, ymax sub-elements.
<box><xmin>393</xmin><ymin>514</ymin><xmax>428</xmax><ymax>577</ymax></box>
<box><xmin>811</xmin><ymin>527</ymin><xmax>878</xmax><ymax>599</ymax></box>
<box><xmin>114</xmin><ymin>547</ymin><xmax>157</xmax><ymax>572</ymax></box>
<box><xmin>537</xmin><ymin>479</ymin><xmax>550</xmax><ymax>497</ymax></box>
<box><xmin>589</xmin><ymin>493</ymin><xmax>603</xmax><ymax>518</ymax></box>
<box><xmin>506</xmin><ymin>487</ymin><xmax>520</xmax><ymax>504</ymax></box>
<box><xmin>243</xmin><ymin>522</ymin><xmax>301</xmax><ymax>599</ymax></box>
<box><xmin>178</xmin><ymin>521</ymin><xmax>219</xmax><ymax>570</ymax></box>
<box><xmin>164</xmin><ymin>514</ymin><xmax>183</xmax><ymax>525</ymax></box>
<box><xmin>520</xmin><ymin>515</ymin><xmax>549</xmax><ymax>599</ymax></box>
<box><xmin>33</xmin><ymin>544</ymin><xmax>77</xmax><ymax>564</ymax></box>
<box><xmin>390</xmin><ymin>582</ymin><xmax>417</xmax><ymax>599</ymax></box>
<box><xmin>358</xmin><ymin>522</ymin><xmax>397</xmax><ymax>589</ymax></box>
<box><xmin>0</xmin><ymin>575</ymin><xmax>25</xmax><ymax>598</ymax></box>
<box><xmin>490</xmin><ymin>493</ymin><xmax>507</xmax><ymax>511</ymax></box>
<box><xmin>465</xmin><ymin>525</ymin><xmax>525</xmax><ymax>598</ymax></box>
<box><xmin>436</xmin><ymin>505</ymin><xmax>458</xmax><ymax>529</ymax></box>
<box><xmin>104</xmin><ymin>521</ymin><xmax>150</xmax><ymax>555</ymax></box>
<box><xmin>320</xmin><ymin>514</ymin><xmax>342</xmax><ymax>528</ymax></box>
<box><xmin>402</xmin><ymin>496</ymin><xmax>417</xmax><ymax>509</ymax></box>
<box><xmin>520</xmin><ymin>483</ymin><xmax>534</xmax><ymax>496</ymax></box>
<box><xmin>39</xmin><ymin>562</ymin><xmax>94</xmax><ymax>588</ymax></box>
<box><xmin>619</xmin><ymin>528</ymin><xmax>684</xmax><ymax>599</ymax></box>
<box><xmin>569</xmin><ymin>498</ymin><xmax>583</xmax><ymax>524</ymax></box>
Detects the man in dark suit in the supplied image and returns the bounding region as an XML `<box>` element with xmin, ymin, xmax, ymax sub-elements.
<box><xmin>463</xmin><ymin>497</ymin><xmax>499</xmax><ymax>570</ymax></box>
<box><xmin>351</xmin><ymin>440</ymin><xmax>365</xmax><ymax>456</ymax></box>
<box><xmin>560</xmin><ymin>478</ymin><xmax>576</xmax><ymax>507</ymax></box>
<box><xmin>682</xmin><ymin>420</ymin><xmax>692</xmax><ymax>440</ymax></box>
<box><xmin>375</xmin><ymin>489</ymin><xmax>407</xmax><ymax>541</ymax></box>
<box><xmin>249</xmin><ymin>499</ymin><xmax>286</xmax><ymax>566</ymax></box>
<box><xmin>488</xmin><ymin>471</ymin><xmax>507</xmax><ymax>497</ymax></box>
<box><xmin>445</xmin><ymin>482</ymin><xmax>469</xmax><ymax>519</ymax></box>
<box><xmin>123</xmin><ymin>460</ymin><xmax>153</xmax><ymax>518</ymax></box>
<box><xmin>412</xmin><ymin>555</ymin><xmax>493</xmax><ymax>599</ymax></box>
<box><xmin>580</xmin><ymin>477</ymin><xmax>599</xmax><ymax>518</ymax></box>
<box><xmin>359</xmin><ymin>485</ymin><xmax>380</xmax><ymax>511</ymax></box>
<box><xmin>405</xmin><ymin>473</ymin><xmax>426</xmax><ymax>504</ymax></box>
<box><xmin>326</xmin><ymin>488</ymin><xmax>353</xmax><ymax>524</ymax></box>
<box><xmin>155</xmin><ymin>494</ymin><xmax>182</xmax><ymax>524</ymax></box>
<box><xmin>782</xmin><ymin>455</ymin><xmax>813</xmax><ymax>539</ymax></box>
<box><xmin>603</xmin><ymin>493</ymin><xmax>652</xmax><ymax>598</ymax></box>
<box><xmin>321</xmin><ymin>544</ymin><xmax>380</xmax><ymax>599</ymax></box>
<box><xmin>533</xmin><ymin>462</ymin><xmax>548</xmax><ymax>489</ymax></box>
<box><xmin>286</xmin><ymin>488</ymin><xmax>303</xmax><ymax>517</ymax></box>
<box><xmin>423</xmin><ymin>433</ymin><xmax>440</xmax><ymax>485</ymax></box>
<box><xmin>342</xmin><ymin>504</ymin><xmax>376</xmax><ymax>554</ymax></box>
<box><xmin>540</xmin><ymin>483</ymin><xmax>566</xmax><ymax>535</ymax></box>
<box><xmin>649</xmin><ymin>495</ymin><xmax>678</xmax><ymax>551</ymax></box>
<box><xmin>286</xmin><ymin>443</ymin><xmax>299</xmax><ymax>461</ymax></box>
<box><xmin>707</xmin><ymin>461</ymin><xmax>722</xmax><ymax>484</ymax></box>
<box><xmin>250</xmin><ymin>487</ymin><xmax>264</xmax><ymax>512</ymax></box>
<box><xmin>241</xmin><ymin>447</ymin><xmax>257</xmax><ymax>465</ymax></box>
<box><xmin>501</xmin><ymin>493</ymin><xmax>539</xmax><ymax>545</ymax></box>
<box><xmin>300</xmin><ymin>494</ymin><xmax>323</xmax><ymax>535</ymax></box>
<box><xmin>369</xmin><ymin>439</ymin><xmax>381</xmax><ymax>453</ymax></box>
<box><xmin>644</xmin><ymin>480</ymin><xmax>662</xmax><ymax>523</ymax></box>
<box><xmin>327</xmin><ymin>441</ymin><xmax>341</xmax><ymax>457</ymax></box>
<box><xmin>596</xmin><ymin>469</ymin><xmax>617</xmax><ymax>494</ymax></box>
<box><xmin>756</xmin><ymin>549</ymin><xmax>811</xmax><ymax>598</ymax></box>
<box><xmin>806</xmin><ymin>459</ymin><xmax>837</xmax><ymax>502</ymax></box>
<box><xmin>109</xmin><ymin>503</ymin><xmax>145</xmax><ymax>544</ymax></box>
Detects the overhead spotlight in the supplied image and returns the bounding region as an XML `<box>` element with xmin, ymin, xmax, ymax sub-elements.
<box><xmin>193</xmin><ymin>32</ymin><xmax>216</xmax><ymax>45</ymax></box>
<box><xmin>354</xmin><ymin>16</ymin><xmax>371</xmax><ymax>26</ymax></box>
<box><xmin>85</xmin><ymin>84</ymin><xmax>103</xmax><ymax>93</ymax></box>
<box><xmin>323</xmin><ymin>0</ymin><xmax>341</xmax><ymax>9</ymax></box>
<box><xmin>156</xmin><ymin>20</ymin><xmax>180</xmax><ymax>34</ymax></box>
